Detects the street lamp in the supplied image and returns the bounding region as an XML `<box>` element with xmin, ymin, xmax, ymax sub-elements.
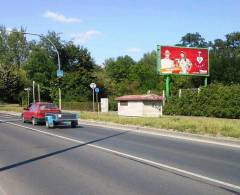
<box><xmin>7</xmin><ymin>30</ymin><xmax>62</xmax><ymax>109</ymax></box>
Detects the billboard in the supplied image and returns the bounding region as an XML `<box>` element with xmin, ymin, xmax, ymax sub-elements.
<box><xmin>157</xmin><ymin>46</ymin><xmax>209</xmax><ymax>76</ymax></box>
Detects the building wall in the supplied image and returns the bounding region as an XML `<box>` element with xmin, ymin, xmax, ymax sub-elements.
<box><xmin>118</xmin><ymin>101</ymin><xmax>143</xmax><ymax>117</ymax></box>
<box><xmin>118</xmin><ymin>100</ymin><xmax>162</xmax><ymax>117</ymax></box>
<box><xmin>143</xmin><ymin>101</ymin><xmax>162</xmax><ymax>117</ymax></box>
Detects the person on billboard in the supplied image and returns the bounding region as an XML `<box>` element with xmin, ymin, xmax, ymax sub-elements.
<box><xmin>177</xmin><ymin>51</ymin><xmax>192</xmax><ymax>74</ymax></box>
<box><xmin>160</xmin><ymin>50</ymin><xmax>174</xmax><ymax>73</ymax></box>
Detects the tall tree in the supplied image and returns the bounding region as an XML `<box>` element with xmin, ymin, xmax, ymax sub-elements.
<box><xmin>179</xmin><ymin>32</ymin><xmax>208</xmax><ymax>47</ymax></box>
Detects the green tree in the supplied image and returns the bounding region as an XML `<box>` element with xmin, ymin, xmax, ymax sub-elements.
<box><xmin>179</xmin><ymin>32</ymin><xmax>208</xmax><ymax>47</ymax></box>
<box><xmin>24</xmin><ymin>46</ymin><xmax>56</xmax><ymax>100</ymax></box>
<box><xmin>0</xmin><ymin>26</ymin><xmax>28</xmax><ymax>102</ymax></box>
<box><xmin>132</xmin><ymin>51</ymin><xmax>161</xmax><ymax>93</ymax></box>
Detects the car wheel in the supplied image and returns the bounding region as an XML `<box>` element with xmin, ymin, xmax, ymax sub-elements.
<box><xmin>71</xmin><ymin>121</ymin><xmax>78</xmax><ymax>128</ymax></box>
<box><xmin>32</xmin><ymin>117</ymin><xmax>37</xmax><ymax>126</ymax></box>
<box><xmin>46</xmin><ymin>120</ymin><xmax>53</xmax><ymax>129</ymax></box>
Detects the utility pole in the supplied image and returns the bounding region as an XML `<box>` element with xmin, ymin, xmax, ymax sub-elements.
<box><xmin>33</xmin><ymin>81</ymin><xmax>35</xmax><ymax>103</ymax></box>
<box><xmin>24</xmin><ymin>88</ymin><xmax>31</xmax><ymax>106</ymax></box>
<box><xmin>38</xmin><ymin>84</ymin><xmax>41</xmax><ymax>102</ymax></box>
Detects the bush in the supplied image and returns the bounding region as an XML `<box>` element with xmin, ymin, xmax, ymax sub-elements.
<box><xmin>164</xmin><ymin>84</ymin><xmax>240</xmax><ymax>119</ymax></box>
<box><xmin>62</xmin><ymin>100</ymin><xmax>118</xmax><ymax>111</ymax></box>
<box><xmin>62</xmin><ymin>102</ymin><xmax>95</xmax><ymax>111</ymax></box>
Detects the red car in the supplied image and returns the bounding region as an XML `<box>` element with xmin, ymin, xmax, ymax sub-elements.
<box><xmin>22</xmin><ymin>102</ymin><xmax>61</xmax><ymax>125</ymax></box>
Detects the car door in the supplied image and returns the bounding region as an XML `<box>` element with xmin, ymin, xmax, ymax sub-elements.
<box><xmin>25</xmin><ymin>104</ymin><xmax>35</xmax><ymax>121</ymax></box>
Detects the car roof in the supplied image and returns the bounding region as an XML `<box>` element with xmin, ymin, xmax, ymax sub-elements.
<box><xmin>33</xmin><ymin>102</ymin><xmax>54</xmax><ymax>105</ymax></box>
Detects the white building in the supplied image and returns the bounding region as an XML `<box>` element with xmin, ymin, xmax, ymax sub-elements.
<box><xmin>116</xmin><ymin>94</ymin><xmax>163</xmax><ymax>117</ymax></box>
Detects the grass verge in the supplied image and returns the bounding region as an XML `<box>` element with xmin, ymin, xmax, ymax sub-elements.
<box><xmin>0</xmin><ymin>104</ymin><xmax>23</xmax><ymax>113</ymax></box>
<box><xmin>80</xmin><ymin>112</ymin><xmax>240</xmax><ymax>139</ymax></box>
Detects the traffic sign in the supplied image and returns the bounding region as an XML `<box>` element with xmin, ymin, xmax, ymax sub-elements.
<box><xmin>95</xmin><ymin>87</ymin><xmax>100</xmax><ymax>93</ymax></box>
<box><xmin>90</xmin><ymin>83</ymin><xmax>96</xmax><ymax>89</ymax></box>
<box><xmin>57</xmin><ymin>70</ymin><xmax>64</xmax><ymax>77</ymax></box>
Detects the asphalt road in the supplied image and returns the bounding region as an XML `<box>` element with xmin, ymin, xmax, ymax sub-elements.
<box><xmin>0</xmin><ymin>113</ymin><xmax>239</xmax><ymax>195</ymax></box>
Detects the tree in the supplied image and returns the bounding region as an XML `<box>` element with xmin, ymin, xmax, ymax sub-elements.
<box><xmin>132</xmin><ymin>51</ymin><xmax>161</xmax><ymax>93</ymax></box>
<box><xmin>104</xmin><ymin>55</ymin><xmax>135</xmax><ymax>83</ymax></box>
<box><xmin>24</xmin><ymin>46</ymin><xmax>56</xmax><ymax>100</ymax></box>
<box><xmin>0</xmin><ymin>26</ymin><xmax>28</xmax><ymax>102</ymax></box>
<box><xmin>61</xmin><ymin>42</ymin><xmax>95</xmax><ymax>72</ymax></box>
<box><xmin>179</xmin><ymin>32</ymin><xmax>208</xmax><ymax>48</ymax></box>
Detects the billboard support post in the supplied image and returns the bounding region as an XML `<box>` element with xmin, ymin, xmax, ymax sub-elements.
<box><xmin>166</xmin><ymin>76</ymin><xmax>170</xmax><ymax>98</ymax></box>
<box><xmin>204</xmin><ymin>77</ymin><xmax>208</xmax><ymax>87</ymax></box>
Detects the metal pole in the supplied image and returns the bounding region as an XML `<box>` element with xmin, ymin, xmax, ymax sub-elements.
<box><xmin>33</xmin><ymin>81</ymin><xmax>35</xmax><ymax>103</ymax></box>
<box><xmin>27</xmin><ymin>90</ymin><xmax>30</xmax><ymax>106</ymax></box>
<box><xmin>59</xmin><ymin>88</ymin><xmax>62</xmax><ymax>110</ymax></box>
<box><xmin>93</xmin><ymin>89</ymin><xmax>95</xmax><ymax>112</ymax></box>
<box><xmin>38</xmin><ymin>84</ymin><xmax>41</xmax><ymax>102</ymax></box>
<box><xmin>162</xmin><ymin>90</ymin><xmax>165</xmax><ymax>106</ymax></box>
<box><xmin>96</xmin><ymin>93</ymin><xmax>99</xmax><ymax>114</ymax></box>
<box><xmin>166</xmin><ymin>76</ymin><xmax>170</xmax><ymax>98</ymax></box>
<box><xmin>204</xmin><ymin>77</ymin><xmax>208</xmax><ymax>87</ymax></box>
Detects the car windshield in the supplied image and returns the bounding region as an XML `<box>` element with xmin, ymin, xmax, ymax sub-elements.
<box><xmin>39</xmin><ymin>103</ymin><xmax>58</xmax><ymax>110</ymax></box>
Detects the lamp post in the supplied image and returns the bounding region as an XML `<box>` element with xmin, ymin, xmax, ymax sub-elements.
<box><xmin>7</xmin><ymin>30</ymin><xmax>62</xmax><ymax>109</ymax></box>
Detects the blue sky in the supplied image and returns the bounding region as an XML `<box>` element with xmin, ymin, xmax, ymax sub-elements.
<box><xmin>1</xmin><ymin>0</ymin><xmax>240</xmax><ymax>65</ymax></box>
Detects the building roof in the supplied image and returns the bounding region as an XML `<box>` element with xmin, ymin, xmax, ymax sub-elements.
<box><xmin>116</xmin><ymin>94</ymin><xmax>163</xmax><ymax>101</ymax></box>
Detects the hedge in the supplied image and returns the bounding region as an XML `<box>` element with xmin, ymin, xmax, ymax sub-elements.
<box><xmin>164</xmin><ymin>84</ymin><xmax>240</xmax><ymax>119</ymax></box>
<box><xmin>62</xmin><ymin>100</ymin><xmax>118</xmax><ymax>111</ymax></box>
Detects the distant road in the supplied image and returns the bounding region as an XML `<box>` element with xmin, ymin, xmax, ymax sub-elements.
<box><xmin>0</xmin><ymin>113</ymin><xmax>239</xmax><ymax>195</ymax></box>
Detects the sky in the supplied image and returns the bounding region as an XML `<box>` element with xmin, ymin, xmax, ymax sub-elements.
<box><xmin>1</xmin><ymin>0</ymin><xmax>240</xmax><ymax>65</ymax></box>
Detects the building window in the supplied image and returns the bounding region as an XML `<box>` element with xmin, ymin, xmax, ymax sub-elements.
<box><xmin>120</xmin><ymin>101</ymin><xmax>128</xmax><ymax>106</ymax></box>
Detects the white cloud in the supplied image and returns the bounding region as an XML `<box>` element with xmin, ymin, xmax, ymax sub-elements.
<box><xmin>43</xmin><ymin>11</ymin><xmax>81</xmax><ymax>23</ymax></box>
<box><xmin>71</xmin><ymin>30</ymin><xmax>102</xmax><ymax>44</ymax></box>
<box><xmin>126</xmin><ymin>47</ymin><xmax>141</xmax><ymax>53</ymax></box>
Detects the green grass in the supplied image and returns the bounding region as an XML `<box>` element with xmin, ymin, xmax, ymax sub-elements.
<box><xmin>80</xmin><ymin>112</ymin><xmax>240</xmax><ymax>139</ymax></box>
<box><xmin>0</xmin><ymin>104</ymin><xmax>23</xmax><ymax>113</ymax></box>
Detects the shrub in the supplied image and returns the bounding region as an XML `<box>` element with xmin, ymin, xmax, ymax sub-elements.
<box><xmin>164</xmin><ymin>83</ymin><xmax>240</xmax><ymax>119</ymax></box>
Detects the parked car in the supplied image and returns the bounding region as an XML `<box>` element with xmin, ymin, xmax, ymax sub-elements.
<box><xmin>22</xmin><ymin>102</ymin><xmax>79</xmax><ymax>128</ymax></box>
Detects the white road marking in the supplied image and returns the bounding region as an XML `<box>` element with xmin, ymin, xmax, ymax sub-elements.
<box><xmin>2</xmin><ymin>121</ymin><xmax>240</xmax><ymax>192</ymax></box>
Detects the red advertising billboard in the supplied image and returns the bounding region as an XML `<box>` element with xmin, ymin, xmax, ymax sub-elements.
<box><xmin>157</xmin><ymin>46</ymin><xmax>209</xmax><ymax>76</ymax></box>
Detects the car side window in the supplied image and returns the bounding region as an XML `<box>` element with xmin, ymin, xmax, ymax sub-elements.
<box><xmin>29</xmin><ymin>104</ymin><xmax>36</xmax><ymax>111</ymax></box>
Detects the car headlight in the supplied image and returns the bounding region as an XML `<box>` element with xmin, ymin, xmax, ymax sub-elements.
<box><xmin>58</xmin><ymin>114</ymin><xmax>62</xmax><ymax>118</ymax></box>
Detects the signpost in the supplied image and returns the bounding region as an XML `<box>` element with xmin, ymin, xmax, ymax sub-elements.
<box><xmin>57</xmin><ymin>70</ymin><xmax>64</xmax><ymax>78</ymax></box>
<box><xmin>95</xmin><ymin>87</ymin><xmax>100</xmax><ymax>114</ymax></box>
<box><xmin>90</xmin><ymin>83</ymin><xmax>96</xmax><ymax>112</ymax></box>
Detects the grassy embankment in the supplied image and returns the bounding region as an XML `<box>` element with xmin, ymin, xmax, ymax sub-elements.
<box><xmin>0</xmin><ymin>104</ymin><xmax>23</xmax><ymax>112</ymax></box>
<box><xmin>80</xmin><ymin>112</ymin><xmax>240</xmax><ymax>138</ymax></box>
<box><xmin>0</xmin><ymin>104</ymin><xmax>239</xmax><ymax>138</ymax></box>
